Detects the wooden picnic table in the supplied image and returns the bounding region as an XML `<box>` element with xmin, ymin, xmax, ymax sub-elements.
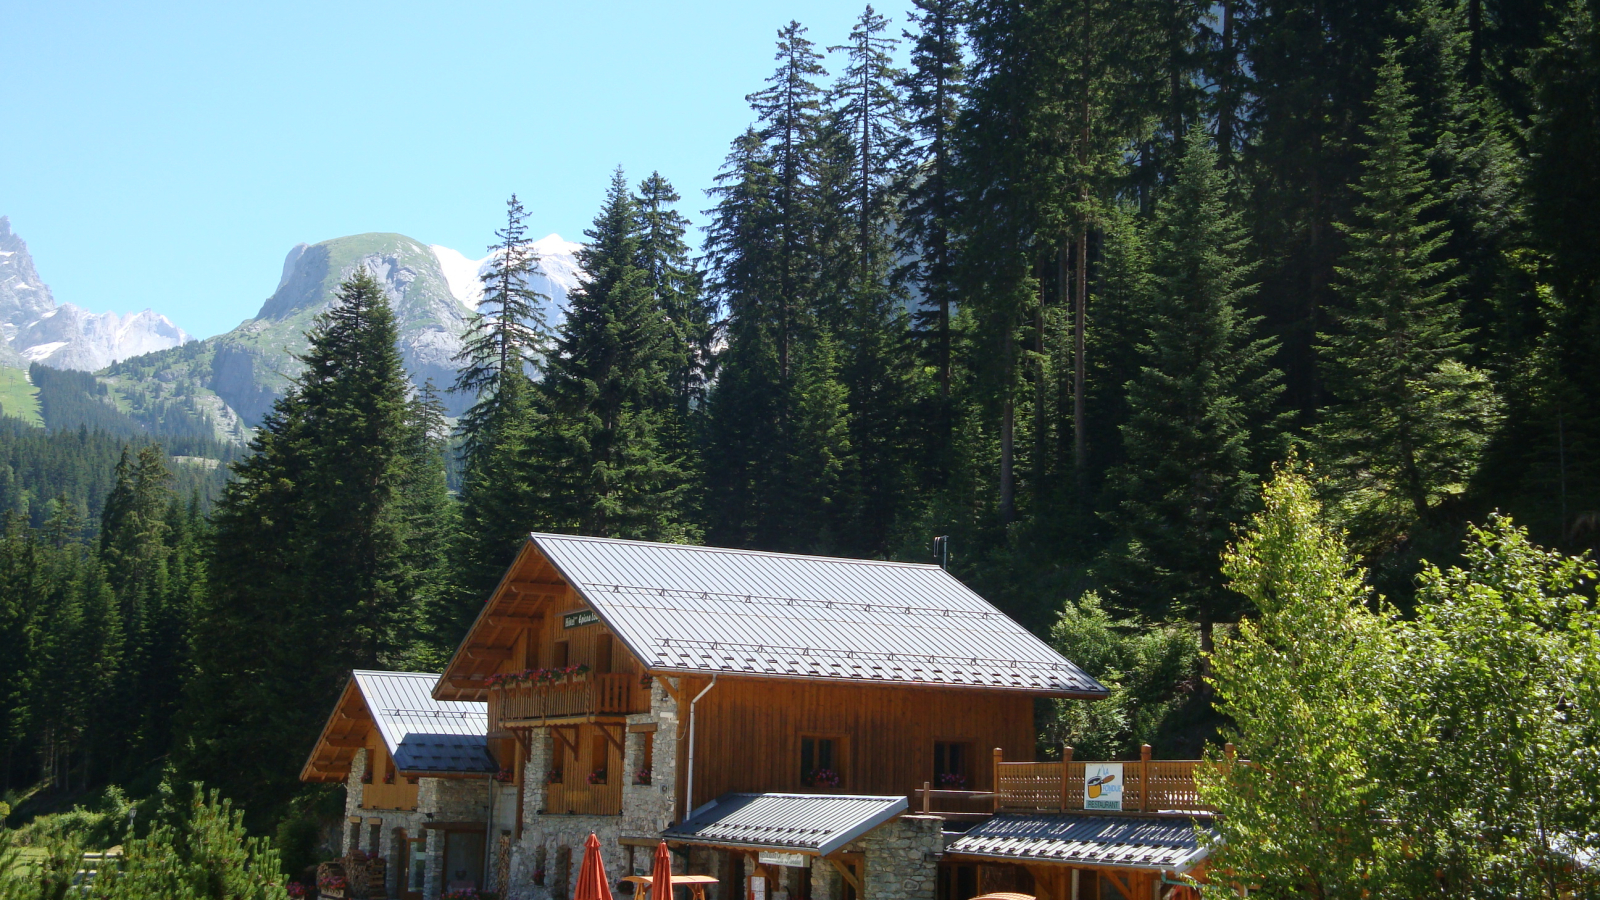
<box><xmin>622</xmin><ymin>873</ymin><xmax>719</xmax><ymax>900</ymax></box>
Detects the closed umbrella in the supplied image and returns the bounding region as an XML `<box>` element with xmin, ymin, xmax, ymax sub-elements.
<box><xmin>575</xmin><ymin>833</ymin><xmax>614</xmax><ymax>900</ymax></box>
<box><xmin>648</xmin><ymin>840</ymin><xmax>674</xmax><ymax>900</ymax></box>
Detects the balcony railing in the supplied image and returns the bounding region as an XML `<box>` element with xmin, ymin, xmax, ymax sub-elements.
<box><xmin>488</xmin><ymin>673</ymin><xmax>648</xmax><ymax>724</ymax></box>
<box><xmin>980</xmin><ymin>744</ymin><xmax>1230</xmax><ymax>816</ymax></box>
<box><xmin>544</xmin><ymin>776</ymin><xmax>623</xmax><ymax>816</ymax></box>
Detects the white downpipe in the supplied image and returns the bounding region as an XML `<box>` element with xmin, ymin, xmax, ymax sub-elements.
<box><xmin>684</xmin><ymin>675</ymin><xmax>718</xmax><ymax>820</ymax></box>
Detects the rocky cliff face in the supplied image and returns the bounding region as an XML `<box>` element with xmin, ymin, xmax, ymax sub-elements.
<box><xmin>99</xmin><ymin>230</ymin><xmax>581</xmax><ymax>433</ymax></box>
<box><xmin>0</xmin><ymin>217</ymin><xmax>192</xmax><ymax>370</ymax></box>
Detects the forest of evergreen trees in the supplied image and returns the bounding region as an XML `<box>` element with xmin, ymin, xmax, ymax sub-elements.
<box><xmin>4</xmin><ymin>0</ymin><xmax>1600</xmax><ymax>852</ymax></box>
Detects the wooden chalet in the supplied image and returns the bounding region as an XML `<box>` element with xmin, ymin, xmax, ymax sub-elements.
<box><xmin>423</xmin><ymin>534</ymin><xmax>1211</xmax><ymax>900</ymax></box>
<box><xmin>304</xmin><ymin>534</ymin><xmax>1224</xmax><ymax>900</ymax></box>
<box><xmin>301</xmin><ymin>671</ymin><xmax>500</xmax><ymax>900</ymax></box>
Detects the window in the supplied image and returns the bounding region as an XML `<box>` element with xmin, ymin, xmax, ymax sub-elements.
<box><xmin>800</xmin><ymin>735</ymin><xmax>843</xmax><ymax>789</ymax></box>
<box><xmin>552</xmin><ymin>640</ymin><xmax>570</xmax><ymax>668</ymax></box>
<box><xmin>634</xmin><ymin>732</ymin><xmax>654</xmax><ymax>785</ymax></box>
<box><xmin>590</xmin><ymin>734</ymin><xmax>609</xmax><ymax>784</ymax></box>
<box><xmin>594</xmin><ymin>633</ymin><xmax>613</xmax><ymax>674</ymax></box>
<box><xmin>934</xmin><ymin>741</ymin><xmax>973</xmax><ymax>789</ymax></box>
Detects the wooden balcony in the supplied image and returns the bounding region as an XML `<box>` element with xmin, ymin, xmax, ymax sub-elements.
<box><xmin>984</xmin><ymin>745</ymin><xmax>1226</xmax><ymax>816</ymax></box>
<box><xmin>544</xmin><ymin>776</ymin><xmax>623</xmax><ymax>816</ymax></box>
<box><xmin>488</xmin><ymin>673</ymin><xmax>649</xmax><ymax>726</ymax></box>
<box><xmin>360</xmin><ymin>780</ymin><xmax>419</xmax><ymax>811</ymax></box>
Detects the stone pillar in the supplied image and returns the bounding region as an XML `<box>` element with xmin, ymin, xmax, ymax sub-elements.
<box><xmin>862</xmin><ymin>815</ymin><xmax>943</xmax><ymax>900</ymax></box>
<box><xmin>811</xmin><ymin>855</ymin><xmax>842</xmax><ymax>900</ymax></box>
<box><xmin>423</xmin><ymin>828</ymin><xmax>444</xmax><ymax>900</ymax></box>
<box><xmin>343</xmin><ymin>749</ymin><xmax>368</xmax><ymax>856</ymax></box>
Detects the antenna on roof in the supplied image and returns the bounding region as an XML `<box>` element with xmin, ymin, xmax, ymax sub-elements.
<box><xmin>933</xmin><ymin>536</ymin><xmax>950</xmax><ymax>570</ymax></box>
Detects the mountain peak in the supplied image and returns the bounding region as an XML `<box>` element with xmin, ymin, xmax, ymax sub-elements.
<box><xmin>0</xmin><ymin>217</ymin><xmax>191</xmax><ymax>371</ymax></box>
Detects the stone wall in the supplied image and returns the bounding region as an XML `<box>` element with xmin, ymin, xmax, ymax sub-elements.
<box><xmin>503</xmin><ymin>678</ymin><xmax>681</xmax><ymax>900</ymax></box>
<box><xmin>340</xmin><ymin>749</ymin><xmax>430</xmax><ymax>899</ymax></box>
<box><xmin>861</xmin><ymin>816</ymin><xmax>942</xmax><ymax>900</ymax></box>
<box><xmin>420</xmin><ymin>777</ymin><xmax>494</xmax><ymax>900</ymax></box>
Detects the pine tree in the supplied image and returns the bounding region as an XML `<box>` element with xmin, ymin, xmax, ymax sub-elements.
<box><xmin>397</xmin><ymin>382</ymin><xmax>460</xmax><ymax>667</ymax></box>
<box><xmin>745</xmin><ymin>21</ymin><xmax>828</xmax><ymax>379</ymax></box>
<box><xmin>1314</xmin><ymin>48</ymin><xmax>1500</xmax><ymax>543</ymax></box>
<box><xmin>899</xmin><ymin>0</ymin><xmax>968</xmax><ymax>401</ymax></box>
<box><xmin>535</xmin><ymin>169</ymin><xmax>696</xmax><ymax>542</ymax></box>
<box><xmin>180</xmin><ymin>268</ymin><xmax>416</xmax><ymax>827</ymax></box>
<box><xmin>453</xmin><ymin>194</ymin><xmax>550</xmax><ymax>460</ymax></box>
<box><xmin>98</xmin><ymin>446</ymin><xmax>175</xmax><ymax>777</ymax></box>
<box><xmin>450</xmin><ymin>195</ymin><xmax>549</xmax><ymax>605</ymax></box>
<box><xmin>1102</xmin><ymin>126</ymin><xmax>1284</xmax><ymax>645</ymax></box>
<box><xmin>634</xmin><ymin>173</ymin><xmax>712</xmax><ymax>419</ymax></box>
<box><xmin>0</xmin><ymin>513</ymin><xmax>39</xmax><ymax>792</ymax></box>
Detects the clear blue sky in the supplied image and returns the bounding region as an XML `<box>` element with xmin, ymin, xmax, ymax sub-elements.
<box><xmin>1</xmin><ymin>0</ymin><xmax>911</xmax><ymax>339</ymax></box>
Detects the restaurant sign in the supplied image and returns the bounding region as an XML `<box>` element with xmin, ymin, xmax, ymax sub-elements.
<box><xmin>758</xmin><ymin>852</ymin><xmax>807</xmax><ymax>868</ymax></box>
<box><xmin>1084</xmin><ymin>762</ymin><xmax>1123</xmax><ymax>811</ymax></box>
<box><xmin>562</xmin><ymin>609</ymin><xmax>599</xmax><ymax>629</ymax></box>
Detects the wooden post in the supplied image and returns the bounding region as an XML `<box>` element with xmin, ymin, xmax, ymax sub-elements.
<box><xmin>1140</xmin><ymin>744</ymin><xmax>1152</xmax><ymax>813</ymax></box>
<box><xmin>1060</xmin><ymin>745</ymin><xmax>1073</xmax><ymax>811</ymax></box>
<box><xmin>922</xmin><ymin>781</ymin><xmax>931</xmax><ymax>814</ymax></box>
<box><xmin>1224</xmin><ymin>742</ymin><xmax>1237</xmax><ymax>777</ymax></box>
<box><xmin>992</xmin><ymin>747</ymin><xmax>1003</xmax><ymax>813</ymax></box>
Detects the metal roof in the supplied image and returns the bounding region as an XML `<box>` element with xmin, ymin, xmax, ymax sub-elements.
<box><xmin>352</xmin><ymin>671</ymin><xmax>497</xmax><ymax>776</ymax></box>
<box><xmin>944</xmin><ymin>814</ymin><xmax>1211</xmax><ymax>872</ymax></box>
<box><xmin>531</xmin><ymin>534</ymin><xmax>1107</xmax><ymax>697</ymax></box>
<box><xmin>664</xmin><ymin>793</ymin><xmax>909</xmax><ymax>856</ymax></box>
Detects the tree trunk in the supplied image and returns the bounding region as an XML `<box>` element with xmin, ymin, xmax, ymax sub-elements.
<box><xmin>1074</xmin><ymin>224</ymin><xmax>1089</xmax><ymax>499</ymax></box>
<box><xmin>1001</xmin><ymin>328</ymin><xmax>1016</xmax><ymax>524</ymax></box>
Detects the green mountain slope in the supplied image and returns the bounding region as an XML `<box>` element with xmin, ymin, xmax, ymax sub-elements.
<box><xmin>102</xmin><ymin>232</ymin><xmax>479</xmax><ymax>434</ymax></box>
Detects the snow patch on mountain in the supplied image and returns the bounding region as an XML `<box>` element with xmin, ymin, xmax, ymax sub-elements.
<box><xmin>430</xmin><ymin>234</ymin><xmax>583</xmax><ymax>330</ymax></box>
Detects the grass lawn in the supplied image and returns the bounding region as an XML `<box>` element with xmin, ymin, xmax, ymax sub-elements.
<box><xmin>0</xmin><ymin>366</ymin><xmax>41</xmax><ymax>426</ymax></box>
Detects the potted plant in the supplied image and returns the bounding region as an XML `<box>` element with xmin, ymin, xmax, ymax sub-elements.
<box><xmin>633</xmin><ymin>768</ymin><xmax>652</xmax><ymax>786</ymax></box>
<box><xmin>808</xmin><ymin>768</ymin><xmax>841</xmax><ymax>789</ymax></box>
<box><xmin>587</xmin><ymin>769</ymin><xmax>607</xmax><ymax>785</ymax></box>
<box><xmin>546</xmin><ymin>769</ymin><xmax>563</xmax><ymax>785</ymax></box>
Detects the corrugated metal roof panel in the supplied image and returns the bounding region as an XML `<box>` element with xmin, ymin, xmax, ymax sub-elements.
<box><xmin>352</xmin><ymin>671</ymin><xmax>497</xmax><ymax>776</ymax></box>
<box><xmin>664</xmin><ymin>793</ymin><xmax>909</xmax><ymax>856</ymax></box>
<box><xmin>944</xmin><ymin>814</ymin><xmax>1210</xmax><ymax>871</ymax></box>
<box><xmin>531</xmin><ymin>534</ymin><xmax>1107</xmax><ymax>696</ymax></box>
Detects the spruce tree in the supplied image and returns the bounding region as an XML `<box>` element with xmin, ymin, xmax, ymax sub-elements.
<box><xmin>634</xmin><ymin>173</ymin><xmax>712</xmax><ymax>419</ymax></box>
<box><xmin>1314</xmin><ymin>48</ymin><xmax>1500</xmax><ymax>543</ymax></box>
<box><xmin>99</xmin><ymin>445</ymin><xmax>175</xmax><ymax>777</ymax></box>
<box><xmin>397</xmin><ymin>382</ymin><xmax>460</xmax><ymax>667</ymax></box>
<box><xmin>180</xmin><ymin>268</ymin><xmax>416</xmax><ymax>827</ymax></box>
<box><xmin>535</xmin><ymin>169</ymin><xmax>696</xmax><ymax>542</ymax></box>
<box><xmin>1102</xmin><ymin>126</ymin><xmax>1283</xmax><ymax>645</ymax></box>
<box><xmin>899</xmin><ymin>0</ymin><xmax>968</xmax><ymax>400</ymax></box>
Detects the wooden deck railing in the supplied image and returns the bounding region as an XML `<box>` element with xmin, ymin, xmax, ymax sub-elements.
<box><xmin>988</xmin><ymin>744</ymin><xmax>1230</xmax><ymax>815</ymax></box>
<box><xmin>488</xmin><ymin>673</ymin><xmax>647</xmax><ymax>723</ymax></box>
<box><xmin>544</xmin><ymin>776</ymin><xmax>623</xmax><ymax>816</ymax></box>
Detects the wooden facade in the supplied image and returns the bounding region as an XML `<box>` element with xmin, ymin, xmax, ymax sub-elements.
<box><xmin>670</xmin><ymin>675</ymin><xmax>1034</xmax><ymax>813</ymax></box>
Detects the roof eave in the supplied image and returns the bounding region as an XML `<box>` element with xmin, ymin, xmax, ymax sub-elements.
<box><xmin>640</xmin><ymin>665</ymin><xmax>1110</xmax><ymax>700</ymax></box>
<box><xmin>433</xmin><ymin>539</ymin><xmax>542</xmax><ymax>702</ymax></box>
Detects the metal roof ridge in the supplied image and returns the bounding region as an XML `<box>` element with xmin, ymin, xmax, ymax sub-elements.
<box><xmin>528</xmin><ymin>532</ymin><xmax>945</xmax><ymax>570</ymax></box>
<box><xmin>352</xmin><ymin>669</ymin><xmax>440</xmax><ymax>679</ymax></box>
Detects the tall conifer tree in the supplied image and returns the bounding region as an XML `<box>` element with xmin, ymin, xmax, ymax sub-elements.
<box><xmin>450</xmin><ymin>196</ymin><xmax>550</xmax><ymax>606</ymax></box>
<box><xmin>1102</xmin><ymin>127</ymin><xmax>1284</xmax><ymax>646</ymax></box>
<box><xmin>181</xmin><ymin>269</ymin><xmax>417</xmax><ymax>826</ymax></box>
<box><xmin>534</xmin><ymin>169</ymin><xmax>696</xmax><ymax>541</ymax></box>
<box><xmin>1314</xmin><ymin>49</ymin><xmax>1500</xmax><ymax>543</ymax></box>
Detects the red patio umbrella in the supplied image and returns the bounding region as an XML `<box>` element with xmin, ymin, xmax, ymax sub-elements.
<box><xmin>648</xmin><ymin>839</ymin><xmax>674</xmax><ymax>900</ymax></box>
<box><xmin>575</xmin><ymin>832</ymin><xmax>615</xmax><ymax>900</ymax></box>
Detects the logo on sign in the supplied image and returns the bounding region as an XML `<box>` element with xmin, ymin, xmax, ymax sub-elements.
<box><xmin>1084</xmin><ymin>763</ymin><xmax>1123</xmax><ymax>810</ymax></box>
<box><xmin>563</xmin><ymin>609</ymin><xmax>599</xmax><ymax>629</ymax></box>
